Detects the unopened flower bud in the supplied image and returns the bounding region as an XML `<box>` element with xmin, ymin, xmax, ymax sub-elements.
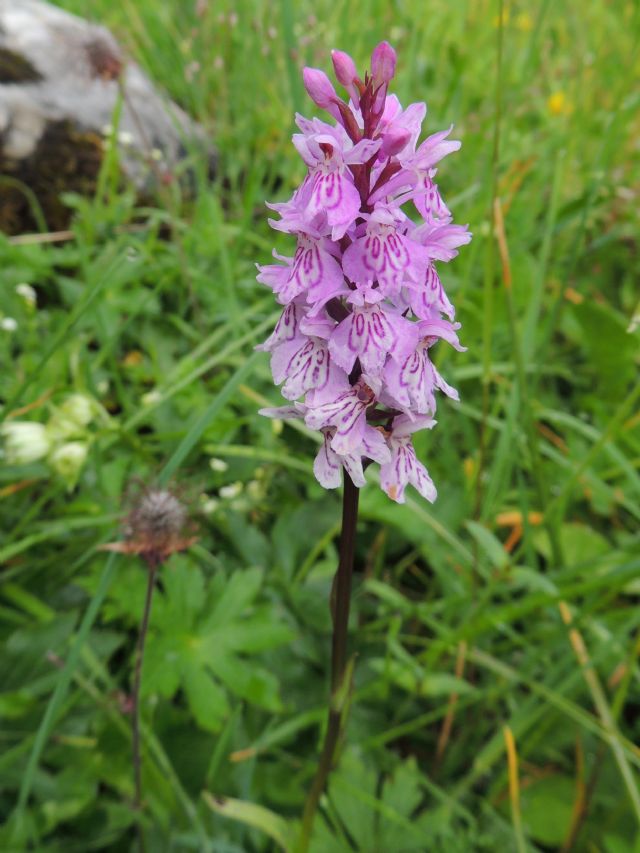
<box><xmin>219</xmin><ymin>481</ymin><xmax>244</xmax><ymax>500</ymax></box>
<box><xmin>201</xmin><ymin>495</ymin><xmax>219</xmax><ymax>516</ymax></box>
<box><xmin>16</xmin><ymin>283</ymin><xmax>37</xmax><ymax>308</ymax></box>
<box><xmin>331</xmin><ymin>49</ymin><xmax>357</xmax><ymax>86</ymax></box>
<box><xmin>380</xmin><ymin>126</ymin><xmax>412</xmax><ymax>157</ymax></box>
<box><xmin>371</xmin><ymin>41</ymin><xmax>396</xmax><ymax>85</ymax></box>
<box><xmin>1</xmin><ymin>421</ymin><xmax>51</xmax><ymax>465</ymax></box>
<box><xmin>302</xmin><ymin>67</ymin><xmax>346</xmax><ymax>124</ymax></box>
<box><xmin>246</xmin><ymin>479</ymin><xmax>263</xmax><ymax>500</ymax></box>
<box><xmin>331</xmin><ymin>49</ymin><xmax>360</xmax><ymax>106</ymax></box>
<box><xmin>303</xmin><ymin>67</ymin><xmax>338</xmax><ymax>110</ymax></box>
<box><xmin>61</xmin><ymin>393</ymin><xmax>94</xmax><ymax>428</ymax></box>
<box><xmin>47</xmin><ymin>393</ymin><xmax>94</xmax><ymax>441</ymax></box>
<box><xmin>49</xmin><ymin>441</ymin><xmax>88</xmax><ymax>488</ymax></box>
<box><xmin>142</xmin><ymin>390</ymin><xmax>162</xmax><ymax>406</ymax></box>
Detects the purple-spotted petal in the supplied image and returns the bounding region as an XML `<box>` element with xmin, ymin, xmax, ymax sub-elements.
<box><xmin>307</xmin><ymin>171</ymin><xmax>361</xmax><ymax>240</ymax></box>
<box><xmin>341</xmin><ymin>452</ymin><xmax>366</xmax><ymax>487</ymax></box>
<box><xmin>411</xmin><ymin>222</ymin><xmax>472</xmax><ymax>262</ymax></box>
<box><xmin>305</xmin><ymin>381</ymin><xmax>375</xmax><ymax>455</ymax></box>
<box><xmin>305</xmin><ymin>366</ymin><xmax>350</xmax><ymax>406</ymax></box>
<box><xmin>255</xmin><ymin>302</ymin><xmax>302</xmax><ymax>352</ymax></box>
<box><xmin>361</xmin><ymin>425</ymin><xmax>392</xmax><ymax>465</ymax></box>
<box><xmin>380</xmin><ymin>435</ymin><xmax>437</xmax><ymax>504</ymax></box>
<box><xmin>270</xmin><ymin>337</ymin><xmax>304</xmax><ymax>385</ymax></box>
<box><xmin>391</xmin><ymin>413</ymin><xmax>437</xmax><ymax>438</ymax></box>
<box><xmin>413</xmin><ymin>176</ymin><xmax>452</xmax><ymax>222</ymax></box>
<box><xmin>383</xmin><ymin>343</ymin><xmax>436</xmax><ymax>414</ymax></box>
<box><xmin>280</xmin><ymin>337</ymin><xmax>333</xmax><ymax>400</ymax></box>
<box><xmin>408</xmin><ymin>265</ymin><xmax>456</xmax><ymax>320</ymax></box>
<box><xmin>343</xmin><ymin>220</ymin><xmax>429</xmax><ymax>293</ymax></box>
<box><xmin>314</xmin><ymin>430</ymin><xmax>343</xmax><ymax>488</ymax></box>
<box><xmin>329</xmin><ymin>304</ymin><xmax>397</xmax><ymax>375</ymax></box>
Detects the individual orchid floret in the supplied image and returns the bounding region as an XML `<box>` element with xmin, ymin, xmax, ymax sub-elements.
<box><xmin>380</xmin><ymin>414</ymin><xmax>437</xmax><ymax>503</ymax></box>
<box><xmin>257</xmin><ymin>42</ymin><xmax>470</xmax><ymax>503</ymax></box>
<box><xmin>410</xmin><ymin>221</ymin><xmax>472</xmax><ymax>260</ymax></box>
<box><xmin>380</xmin><ymin>126</ymin><xmax>412</xmax><ymax>158</ymax></box>
<box><xmin>383</xmin><ymin>318</ymin><xmax>465</xmax><ymax>415</ymax></box>
<box><xmin>257</xmin><ymin>235</ymin><xmax>346</xmax><ymax>307</ymax></box>
<box><xmin>271</xmin><ymin>331</ymin><xmax>343</xmax><ymax>402</ymax></box>
<box><xmin>328</xmin><ymin>303</ymin><xmax>415</xmax><ymax>376</ymax></box>
<box><xmin>305</xmin><ymin>378</ymin><xmax>376</xmax><ymax>455</ymax></box>
<box><xmin>315</xmin><ymin>424</ymin><xmax>390</xmax><ymax>489</ymax></box>
<box><xmin>407</xmin><ymin>264</ymin><xmax>456</xmax><ymax>321</ymax></box>
<box><xmin>342</xmin><ymin>203</ymin><xmax>430</xmax><ymax>295</ymax></box>
<box><xmin>291</xmin><ymin>127</ymin><xmax>381</xmax><ymax>240</ymax></box>
<box><xmin>373</xmin><ymin>126</ymin><xmax>462</xmax><ymax>220</ymax></box>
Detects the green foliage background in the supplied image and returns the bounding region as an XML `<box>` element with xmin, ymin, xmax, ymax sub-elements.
<box><xmin>1</xmin><ymin>0</ymin><xmax>639</xmax><ymax>850</ymax></box>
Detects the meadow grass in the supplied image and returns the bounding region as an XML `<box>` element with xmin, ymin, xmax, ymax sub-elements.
<box><xmin>1</xmin><ymin>1</ymin><xmax>639</xmax><ymax>850</ymax></box>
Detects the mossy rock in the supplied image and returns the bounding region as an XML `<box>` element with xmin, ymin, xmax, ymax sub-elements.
<box><xmin>0</xmin><ymin>48</ymin><xmax>42</xmax><ymax>84</ymax></box>
<box><xmin>0</xmin><ymin>120</ymin><xmax>103</xmax><ymax>233</ymax></box>
<box><xmin>0</xmin><ymin>0</ymin><xmax>214</xmax><ymax>235</ymax></box>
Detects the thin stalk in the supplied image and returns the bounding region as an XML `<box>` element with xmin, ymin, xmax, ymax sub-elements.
<box><xmin>494</xmin><ymin>197</ymin><xmax>564</xmax><ymax>568</ymax></box>
<box><xmin>298</xmin><ymin>475</ymin><xmax>360</xmax><ymax>852</ymax></box>
<box><xmin>474</xmin><ymin>0</ymin><xmax>504</xmax><ymax>571</ymax></box>
<box><xmin>132</xmin><ymin>558</ymin><xmax>158</xmax><ymax>852</ymax></box>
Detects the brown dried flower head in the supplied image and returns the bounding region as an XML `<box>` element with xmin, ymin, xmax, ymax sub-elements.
<box><xmin>102</xmin><ymin>483</ymin><xmax>198</xmax><ymax>567</ymax></box>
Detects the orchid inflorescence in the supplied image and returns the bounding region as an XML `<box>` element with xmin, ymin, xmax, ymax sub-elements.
<box><xmin>258</xmin><ymin>42</ymin><xmax>471</xmax><ymax>503</ymax></box>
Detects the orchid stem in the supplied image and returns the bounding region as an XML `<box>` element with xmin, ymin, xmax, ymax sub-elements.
<box><xmin>132</xmin><ymin>558</ymin><xmax>157</xmax><ymax>853</ymax></box>
<box><xmin>298</xmin><ymin>474</ymin><xmax>360</xmax><ymax>852</ymax></box>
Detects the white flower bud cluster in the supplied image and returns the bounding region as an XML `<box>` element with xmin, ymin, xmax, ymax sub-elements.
<box><xmin>1</xmin><ymin>392</ymin><xmax>100</xmax><ymax>489</ymax></box>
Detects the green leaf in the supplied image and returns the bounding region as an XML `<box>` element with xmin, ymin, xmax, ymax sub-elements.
<box><xmin>161</xmin><ymin>559</ymin><xmax>205</xmax><ymax>633</ymax></box>
<box><xmin>209</xmin><ymin>653</ymin><xmax>283</xmax><ymax>711</ymax></box>
<box><xmin>159</xmin><ymin>351</ymin><xmax>261</xmax><ymax>484</ymax></box>
<box><xmin>226</xmin><ymin>512</ymin><xmax>273</xmax><ymax>567</ymax></box>
<box><xmin>465</xmin><ymin>520</ymin><xmax>510</xmax><ymax>571</ymax></box>
<box><xmin>13</xmin><ymin>554</ymin><xmax>118</xmax><ymax>830</ymax></box>
<box><xmin>534</xmin><ymin>522</ymin><xmax>613</xmax><ymax>566</ymax></box>
<box><xmin>311</xmin><ymin>750</ymin><xmax>436</xmax><ymax>853</ymax></box>
<box><xmin>571</xmin><ymin>300</ymin><xmax>636</xmax><ymax>399</ymax></box>
<box><xmin>203</xmin><ymin>613</ymin><xmax>294</xmax><ymax>654</ymax></box>
<box><xmin>202</xmin><ymin>568</ymin><xmax>263</xmax><ymax>630</ymax></box>
<box><xmin>182</xmin><ymin>661</ymin><xmax>230</xmax><ymax>732</ymax></box>
<box><xmin>520</xmin><ymin>775</ymin><xmax>575</xmax><ymax>846</ymax></box>
<box><xmin>142</xmin><ymin>634</ymin><xmax>182</xmax><ymax>697</ymax></box>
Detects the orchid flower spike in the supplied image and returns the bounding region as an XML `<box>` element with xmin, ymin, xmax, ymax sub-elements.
<box><xmin>257</xmin><ymin>43</ymin><xmax>470</xmax><ymax>503</ymax></box>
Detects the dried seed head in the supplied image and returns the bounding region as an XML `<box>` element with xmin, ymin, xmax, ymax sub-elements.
<box><xmin>102</xmin><ymin>483</ymin><xmax>197</xmax><ymax>567</ymax></box>
<box><xmin>127</xmin><ymin>489</ymin><xmax>187</xmax><ymax>543</ymax></box>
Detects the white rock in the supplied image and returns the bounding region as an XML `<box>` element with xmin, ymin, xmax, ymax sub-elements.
<box><xmin>0</xmin><ymin>0</ymin><xmax>214</xmax><ymax>230</ymax></box>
